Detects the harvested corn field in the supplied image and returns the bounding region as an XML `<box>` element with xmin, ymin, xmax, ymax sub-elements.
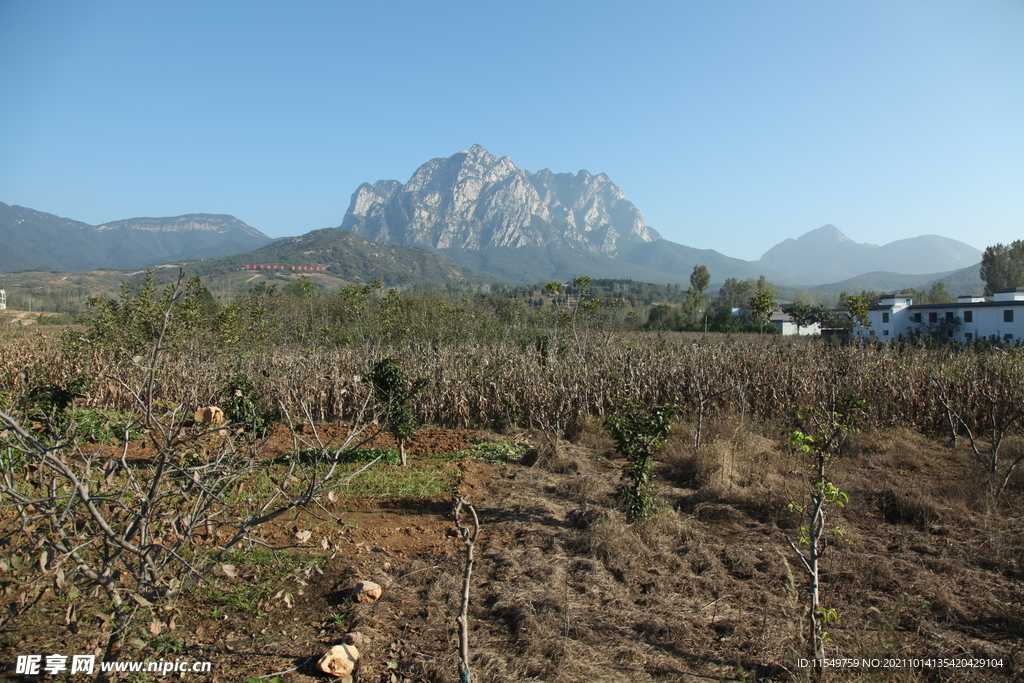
<box><xmin>1</xmin><ymin>316</ymin><xmax>1022</xmax><ymax>681</ymax></box>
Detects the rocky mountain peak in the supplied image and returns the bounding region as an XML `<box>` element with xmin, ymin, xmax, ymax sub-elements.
<box><xmin>340</xmin><ymin>146</ymin><xmax>659</xmax><ymax>255</ymax></box>
<box><xmin>813</xmin><ymin>224</ymin><xmax>842</xmax><ymax>238</ymax></box>
<box><xmin>796</xmin><ymin>224</ymin><xmax>856</xmax><ymax>245</ymax></box>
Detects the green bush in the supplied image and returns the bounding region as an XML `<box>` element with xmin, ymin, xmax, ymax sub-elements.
<box><xmin>367</xmin><ymin>356</ymin><xmax>429</xmax><ymax>466</ymax></box>
<box><xmin>221</xmin><ymin>373</ymin><xmax>275</xmax><ymax>439</ymax></box>
<box><xmin>605</xmin><ymin>398</ymin><xmax>678</xmax><ymax>523</ymax></box>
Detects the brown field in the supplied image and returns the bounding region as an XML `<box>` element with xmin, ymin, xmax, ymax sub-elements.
<box><xmin>1</xmin><ymin>327</ymin><xmax>1021</xmax><ymax>682</ymax></box>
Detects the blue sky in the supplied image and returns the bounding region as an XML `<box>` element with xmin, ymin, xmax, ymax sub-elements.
<box><xmin>1</xmin><ymin>0</ymin><xmax>1021</xmax><ymax>261</ymax></box>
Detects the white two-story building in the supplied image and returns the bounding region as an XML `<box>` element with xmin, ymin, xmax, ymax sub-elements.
<box><xmin>857</xmin><ymin>288</ymin><xmax>1024</xmax><ymax>343</ymax></box>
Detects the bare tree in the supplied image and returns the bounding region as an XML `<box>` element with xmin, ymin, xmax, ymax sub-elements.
<box><xmin>453</xmin><ymin>496</ymin><xmax>481</xmax><ymax>683</ymax></box>
<box><xmin>932</xmin><ymin>374</ymin><xmax>1024</xmax><ymax>499</ymax></box>
<box><xmin>785</xmin><ymin>395</ymin><xmax>859</xmax><ymax>671</ymax></box>
<box><xmin>0</xmin><ymin>274</ymin><xmax>386</xmax><ymax>651</ymax></box>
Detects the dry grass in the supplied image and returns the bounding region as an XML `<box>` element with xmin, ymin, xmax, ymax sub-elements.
<box><xmin>661</xmin><ymin>417</ymin><xmax>793</xmax><ymax>522</ymax></box>
<box><xmin>531</xmin><ymin>440</ymin><xmax>583</xmax><ymax>474</ymax></box>
<box><xmin>2</xmin><ymin>409</ymin><xmax>1021</xmax><ymax>681</ymax></box>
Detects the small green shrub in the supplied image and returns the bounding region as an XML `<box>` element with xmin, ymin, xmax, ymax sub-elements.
<box><xmin>605</xmin><ymin>398</ymin><xmax>678</xmax><ymax>523</ymax></box>
<box><xmin>221</xmin><ymin>373</ymin><xmax>274</xmax><ymax>439</ymax></box>
<box><xmin>367</xmin><ymin>356</ymin><xmax>429</xmax><ymax>466</ymax></box>
<box><xmin>14</xmin><ymin>378</ymin><xmax>139</xmax><ymax>444</ymax></box>
<box><xmin>150</xmin><ymin>634</ymin><xmax>185</xmax><ymax>655</ymax></box>
<box><xmin>21</xmin><ymin>376</ymin><xmax>89</xmax><ymax>416</ymax></box>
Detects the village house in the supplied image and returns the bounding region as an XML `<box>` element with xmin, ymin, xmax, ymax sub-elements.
<box><xmin>770</xmin><ymin>310</ymin><xmax>821</xmax><ymax>336</ymax></box>
<box><xmin>855</xmin><ymin>287</ymin><xmax>1024</xmax><ymax>343</ymax></box>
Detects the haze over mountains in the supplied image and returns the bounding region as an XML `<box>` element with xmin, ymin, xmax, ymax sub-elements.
<box><xmin>758</xmin><ymin>224</ymin><xmax>982</xmax><ymax>285</ymax></box>
<box><xmin>1</xmin><ymin>146</ymin><xmax>985</xmax><ymax>292</ymax></box>
<box><xmin>0</xmin><ymin>202</ymin><xmax>272</xmax><ymax>272</ymax></box>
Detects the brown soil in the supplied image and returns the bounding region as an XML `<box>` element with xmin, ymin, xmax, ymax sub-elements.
<box><xmin>2</xmin><ymin>423</ymin><xmax>1022</xmax><ymax>682</ymax></box>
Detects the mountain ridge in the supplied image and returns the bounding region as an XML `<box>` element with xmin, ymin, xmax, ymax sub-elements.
<box><xmin>337</xmin><ymin>147</ymin><xmax>985</xmax><ymax>287</ymax></box>
<box><xmin>341</xmin><ymin>144</ymin><xmax>659</xmax><ymax>257</ymax></box>
<box><xmin>183</xmin><ymin>227</ymin><xmax>487</xmax><ymax>288</ymax></box>
<box><xmin>758</xmin><ymin>224</ymin><xmax>981</xmax><ymax>284</ymax></box>
<box><xmin>2</xmin><ymin>147</ymin><xmax>988</xmax><ymax>291</ymax></box>
<box><xmin>339</xmin><ymin>145</ymin><xmax>789</xmax><ymax>285</ymax></box>
<box><xmin>0</xmin><ymin>202</ymin><xmax>273</xmax><ymax>273</ymax></box>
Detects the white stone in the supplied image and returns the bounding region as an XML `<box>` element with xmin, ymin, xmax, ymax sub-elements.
<box><xmin>194</xmin><ymin>406</ymin><xmax>225</xmax><ymax>425</ymax></box>
<box><xmin>317</xmin><ymin>643</ymin><xmax>359</xmax><ymax>678</ymax></box>
<box><xmin>353</xmin><ymin>580</ymin><xmax>382</xmax><ymax>603</ymax></box>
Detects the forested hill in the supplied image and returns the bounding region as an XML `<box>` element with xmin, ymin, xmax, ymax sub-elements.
<box><xmin>183</xmin><ymin>228</ymin><xmax>488</xmax><ymax>287</ymax></box>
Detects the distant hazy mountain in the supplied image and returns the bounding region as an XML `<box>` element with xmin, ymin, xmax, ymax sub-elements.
<box><xmin>621</xmin><ymin>239</ymin><xmax>782</xmax><ymax>284</ymax></box>
<box><xmin>0</xmin><ymin>202</ymin><xmax>273</xmax><ymax>272</ymax></box>
<box><xmin>339</xmin><ymin>145</ymin><xmax>785</xmax><ymax>285</ymax></box>
<box><xmin>758</xmin><ymin>224</ymin><xmax>982</xmax><ymax>285</ymax></box>
<box><xmin>797</xmin><ymin>264</ymin><xmax>983</xmax><ymax>298</ymax></box>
